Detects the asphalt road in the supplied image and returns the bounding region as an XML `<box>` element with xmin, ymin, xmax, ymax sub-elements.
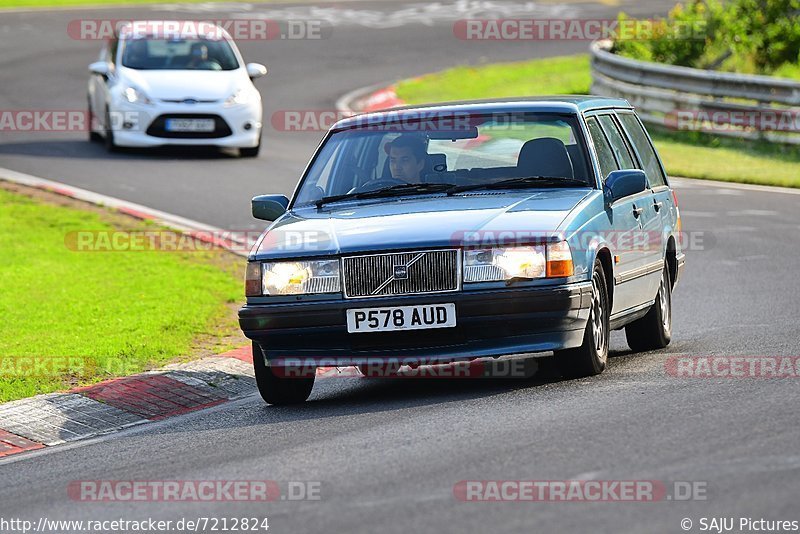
<box><xmin>2</xmin><ymin>1</ymin><xmax>799</xmax><ymax>533</ymax></box>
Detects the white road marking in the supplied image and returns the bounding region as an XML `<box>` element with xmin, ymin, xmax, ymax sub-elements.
<box><xmin>671</xmin><ymin>177</ymin><xmax>800</xmax><ymax>196</ymax></box>
<box><xmin>158</xmin><ymin>1</ymin><xmax>576</xmax><ymax>28</ymax></box>
<box><xmin>725</xmin><ymin>209</ymin><xmax>780</xmax><ymax>217</ymax></box>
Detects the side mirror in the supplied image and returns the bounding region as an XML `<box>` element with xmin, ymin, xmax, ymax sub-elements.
<box><xmin>89</xmin><ymin>61</ymin><xmax>111</xmax><ymax>76</ymax></box>
<box><xmin>246</xmin><ymin>63</ymin><xmax>267</xmax><ymax>80</ymax></box>
<box><xmin>252</xmin><ymin>194</ymin><xmax>289</xmax><ymax>221</ymax></box>
<box><xmin>604</xmin><ymin>169</ymin><xmax>647</xmax><ymax>203</ymax></box>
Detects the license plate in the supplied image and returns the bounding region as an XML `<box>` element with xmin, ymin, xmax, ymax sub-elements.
<box><xmin>165</xmin><ymin>118</ymin><xmax>215</xmax><ymax>132</ymax></box>
<box><xmin>346</xmin><ymin>303</ymin><xmax>456</xmax><ymax>334</ymax></box>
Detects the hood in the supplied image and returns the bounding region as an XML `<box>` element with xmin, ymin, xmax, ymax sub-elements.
<box><xmin>120</xmin><ymin>68</ymin><xmax>245</xmax><ymax>100</ymax></box>
<box><xmin>252</xmin><ymin>189</ymin><xmax>591</xmax><ymax>259</ymax></box>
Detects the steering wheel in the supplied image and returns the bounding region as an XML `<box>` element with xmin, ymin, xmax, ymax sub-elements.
<box><xmin>353</xmin><ymin>177</ymin><xmax>407</xmax><ymax>193</ymax></box>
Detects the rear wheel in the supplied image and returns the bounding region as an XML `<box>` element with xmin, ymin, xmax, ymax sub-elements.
<box><xmin>553</xmin><ymin>260</ymin><xmax>610</xmax><ymax>378</ymax></box>
<box><xmin>625</xmin><ymin>264</ymin><xmax>672</xmax><ymax>352</ymax></box>
<box><xmin>252</xmin><ymin>342</ymin><xmax>315</xmax><ymax>405</ymax></box>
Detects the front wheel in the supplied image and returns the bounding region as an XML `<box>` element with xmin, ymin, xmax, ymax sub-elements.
<box><xmin>240</xmin><ymin>133</ymin><xmax>261</xmax><ymax>158</ymax></box>
<box><xmin>252</xmin><ymin>342</ymin><xmax>315</xmax><ymax>405</ymax></box>
<box><xmin>625</xmin><ymin>264</ymin><xmax>672</xmax><ymax>352</ymax></box>
<box><xmin>88</xmin><ymin>100</ymin><xmax>102</xmax><ymax>142</ymax></box>
<box><xmin>104</xmin><ymin>109</ymin><xmax>119</xmax><ymax>153</ymax></box>
<box><xmin>553</xmin><ymin>260</ymin><xmax>610</xmax><ymax>378</ymax></box>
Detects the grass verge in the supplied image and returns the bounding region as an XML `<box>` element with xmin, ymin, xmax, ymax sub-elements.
<box><xmin>395</xmin><ymin>55</ymin><xmax>800</xmax><ymax>188</ymax></box>
<box><xmin>0</xmin><ymin>181</ymin><xmax>246</xmax><ymax>402</ymax></box>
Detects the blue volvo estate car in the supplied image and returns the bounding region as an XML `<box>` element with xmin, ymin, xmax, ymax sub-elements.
<box><xmin>239</xmin><ymin>97</ymin><xmax>685</xmax><ymax>404</ymax></box>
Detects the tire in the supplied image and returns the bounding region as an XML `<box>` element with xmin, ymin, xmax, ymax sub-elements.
<box><xmin>88</xmin><ymin>101</ymin><xmax>102</xmax><ymax>142</ymax></box>
<box><xmin>240</xmin><ymin>137</ymin><xmax>261</xmax><ymax>158</ymax></box>
<box><xmin>104</xmin><ymin>109</ymin><xmax>119</xmax><ymax>153</ymax></box>
<box><xmin>625</xmin><ymin>264</ymin><xmax>672</xmax><ymax>352</ymax></box>
<box><xmin>252</xmin><ymin>342</ymin><xmax>315</xmax><ymax>405</ymax></box>
<box><xmin>553</xmin><ymin>259</ymin><xmax>610</xmax><ymax>378</ymax></box>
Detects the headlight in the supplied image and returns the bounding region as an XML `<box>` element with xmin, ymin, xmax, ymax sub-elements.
<box><xmin>464</xmin><ymin>246</ymin><xmax>546</xmax><ymax>282</ymax></box>
<box><xmin>246</xmin><ymin>259</ymin><xmax>341</xmax><ymax>296</ymax></box>
<box><xmin>122</xmin><ymin>86</ymin><xmax>152</xmax><ymax>105</ymax></box>
<box><xmin>224</xmin><ymin>88</ymin><xmax>255</xmax><ymax>106</ymax></box>
<box><xmin>463</xmin><ymin>242</ymin><xmax>573</xmax><ymax>283</ymax></box>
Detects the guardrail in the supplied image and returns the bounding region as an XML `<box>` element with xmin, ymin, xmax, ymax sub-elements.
<box><xmin>590</xmin><ymin>40</ymin><xmax>800</xmax><ymax>145</ymax></box>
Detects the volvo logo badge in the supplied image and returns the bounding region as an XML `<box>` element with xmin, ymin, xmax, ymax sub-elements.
<box><xmin>370</xmin><ymin>253</ymin><xmax>426</xmax><ymax>295</ymax></box>
<box><xmin>393</xmin><ymin>265</ymin><xmax>409</xmax><ymax>280</ymax></box>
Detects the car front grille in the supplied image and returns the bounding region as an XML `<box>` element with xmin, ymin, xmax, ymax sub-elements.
<box><xmin>146</xmin><ymin>114</ymin><xmax>233</xmax><ymax>139</ymax></box>
<box><xmin>342</xmin><ymin>249</ymin><xmax>460</xmax><ymax>299</ymax></box>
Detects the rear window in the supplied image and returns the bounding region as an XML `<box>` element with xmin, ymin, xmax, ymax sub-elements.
<box><xmin>617</xmin><ymin>113</ymin><xmax>667</xmax><ymax>187</ymax></box>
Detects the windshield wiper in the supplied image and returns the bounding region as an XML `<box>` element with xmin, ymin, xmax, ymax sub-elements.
<box><xmin>446</xmin><ymin>176</ymin><xmax>589</xmax><ymax>195</ymax></box>
<box><xmin>315</xmin><ymin>183</ymin><xmax>455</xmax><ymax>208</ymax></box>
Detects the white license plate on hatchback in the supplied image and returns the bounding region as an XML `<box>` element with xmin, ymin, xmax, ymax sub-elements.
<box><xmin>346</xmin><ymin>303</ymin><xmax>456</xmax><ymax>334</ymax></box>
<box><xmin>165</xmin><ymin>118</ymin><xmax>215</xmax><ymax>132</ymax></box>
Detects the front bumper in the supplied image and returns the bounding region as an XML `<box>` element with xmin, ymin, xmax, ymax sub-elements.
<box><xmin>239</xmin><ymin>282</ymin><xmax>592</xmax><ymax>366</ymax></box>
<box><xmin>109</xmin><ymin>100</ymin><xmax>261</xmax><ymax>148</ymax></box>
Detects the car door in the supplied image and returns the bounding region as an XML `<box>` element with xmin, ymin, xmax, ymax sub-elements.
<box><xmin>597</xmin><ymin>113</ymin><xmax>664</xmax><ymax>300</ymax></box>
<box><xmin>584</xmin><ymin>114</ymin><xmax>651</xmax><ymax>315</ymax></box>
<box><xmin>615</xmin><ymin>111</ymin><xmax>672</xmax><ymax>295</ymax></box>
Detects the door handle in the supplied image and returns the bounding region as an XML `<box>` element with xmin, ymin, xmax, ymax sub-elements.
<box><xmin>653</xmin><ymin>201</ymin><xmax>663</xmax><ymax>213</ymax></box>
<box><xmin>632</xmin><ymin>206</ymin><xmax>644</xmax><ymax>218</ymax></box>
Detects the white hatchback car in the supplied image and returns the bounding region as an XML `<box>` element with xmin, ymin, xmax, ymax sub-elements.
<box><xmin>87</xmin><ymin>21</ymin><xmax>266</xmax><ymax>157</ymax></box>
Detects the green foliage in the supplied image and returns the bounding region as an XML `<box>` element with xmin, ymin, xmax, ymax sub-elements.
<box><xmin>612</xmin><ymin>0</ymin><xmax>800</xmax><ymax>78</ymax></box>
<box><xmin>394</xmin><ymin>54</ymin><xmax>800</xmax><ymax>186</ymax></box>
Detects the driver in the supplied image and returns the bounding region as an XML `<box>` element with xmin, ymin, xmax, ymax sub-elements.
<box><xmin>347</xmin><ymin>133</ymin><xmax>428</xmax><ymax>194</ymax></box>
<box><xmin>186</xmin><ymin>42</ymin><xmax>219</xmax><ymax>70</ymax></box>
<box><xmin>387</xmin><ymin>134</ymin><xmax>427</xmax><ymax>184</ymax></box>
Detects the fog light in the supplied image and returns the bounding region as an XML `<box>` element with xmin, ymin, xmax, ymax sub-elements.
<box><xmin>243</xmin><ymin>122</ymin><xmax>252</xmax><ymax>130</ymax></box>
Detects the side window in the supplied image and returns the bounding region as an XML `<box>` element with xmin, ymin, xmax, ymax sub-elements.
<box><xmin>618</xmin><ymin>113</ymin><xmax>667</xmax><ymax>187</ymax></box>
<box><xmin>585</xmin><ymin>117</ymin><xmax>618</xmax><ymax>182</ymax></box>
<box><xmin>598</xmin><ymin>115</ymin><xmax>636</xmax><ymax>170</ymax></box>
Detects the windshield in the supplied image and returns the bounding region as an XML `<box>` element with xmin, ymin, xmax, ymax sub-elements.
<box><xmin>293</xmin><ymin>112</ymin><xmax>593</xmax><ymax>207</ymax></box>
<box><xmin>120</xmin><ymin>37</ymin><xmax>240</xmax><ymax>71</ymax></box>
